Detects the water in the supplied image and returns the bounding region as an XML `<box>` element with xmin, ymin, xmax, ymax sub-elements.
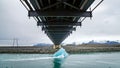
<box><xmin>0</xmin><ymin>52</ymin><xmax>120</xmax><ymax>68</ymax></box>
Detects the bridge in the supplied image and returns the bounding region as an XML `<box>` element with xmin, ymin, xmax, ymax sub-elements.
<box><xmin>20</xmin><ymin>0</ymin><xmax>103</xmax><ymax>49</ymax></box>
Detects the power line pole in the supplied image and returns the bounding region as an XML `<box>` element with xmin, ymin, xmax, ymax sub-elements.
<box><xmin>13</xmin><ymin>38</ymin><xmax>19</xmax><ymax>46</ymax></box>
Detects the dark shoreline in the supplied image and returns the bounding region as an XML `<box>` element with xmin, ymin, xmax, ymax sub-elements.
<box><xmin>0</xmin><ymin>44</ymin><xmax>120</xmax><ymax>54</ymax></box>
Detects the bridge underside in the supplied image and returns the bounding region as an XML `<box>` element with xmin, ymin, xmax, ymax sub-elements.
<box><xmin>21</xmin><ymin>0</ymin><xmax>95</xmax><ymax>45</ymax></box>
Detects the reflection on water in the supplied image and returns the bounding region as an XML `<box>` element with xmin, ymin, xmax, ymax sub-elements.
<box><xmin>53</xmin><ymin>59</ymin><xmax>62</xmax><ymax>68</ymax></box>
<box><xmin>53</xmin><ymin>48</ymin><xmax>68</xmax><ymax>68</ymax></box>
<box><xmin>53</xmin><ymin>58</ymin><xmax>65</xmax><ymax>68</ymax></box>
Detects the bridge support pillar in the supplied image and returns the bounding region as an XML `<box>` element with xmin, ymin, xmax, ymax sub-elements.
<box><xmin>53</xmin><ymin>45</ymin><xmax>61</xmax><ymax>49</ymax></box>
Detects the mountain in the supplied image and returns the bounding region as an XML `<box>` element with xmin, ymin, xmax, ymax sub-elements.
<box><xmin>82</xmin><ymin>40</ymin><xmax>120</xmax><ymax>45</ymax></box>
<box><xmin>33</xmin><ymin>43</ymin><xmax>52</xmax><ymax>46</ymax></box>
<box><xmin>104</xmin><ymin>41</ymin><xmax>120</xmax><ymax>45</ymax></box>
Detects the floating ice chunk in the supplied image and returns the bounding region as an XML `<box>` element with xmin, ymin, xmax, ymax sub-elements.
<box><xmin>53</xmin><ymin>48</ymin><xmax>68</xmax><ymax>58</ymax></box>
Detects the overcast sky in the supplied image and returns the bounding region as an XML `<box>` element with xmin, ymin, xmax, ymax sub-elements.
<box><xmin>0</xmin><ymin>0</ymin><xmax>120</xmax><ymax>45</ymax></box>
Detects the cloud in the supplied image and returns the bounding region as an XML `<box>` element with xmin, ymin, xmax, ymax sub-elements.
<box><xmin>0</xmin><ymin>0</ymin><xmax>52</xmax><ymax>45</ymax></box>
<box><xmin>0</xmin><ymin>0</ymin><xmax>120</xmax><ymax>45</ymax></box>
<box><xmin>64</xmin><ymin>0</ymin><xmax>120</xmax><ymax>43</ymax></box>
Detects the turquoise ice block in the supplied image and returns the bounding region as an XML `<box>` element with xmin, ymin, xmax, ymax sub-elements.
<box><xmin>53</xmin><ymin>48</ymin><xmax>68</xmax><ymax>58</ymax></box>
<box><xmin>53</xmin><ymin>48</ymin><xmax>68</xmax><ymax>64</ymax></box>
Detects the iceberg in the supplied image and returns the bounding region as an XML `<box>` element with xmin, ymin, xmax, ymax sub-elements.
<box><xmin>53</xmin><ymin>48</ymin><xmax>69</xmax><ymax>58</ymax></box>
<box><xmin>53</xmin><ymin>48</ymin><xmax>68</xmax><ymax>64</ymax></box>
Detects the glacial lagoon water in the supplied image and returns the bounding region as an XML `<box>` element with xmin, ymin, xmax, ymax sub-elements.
<box><xmin>0</xmin><ymin>52</ymin><xmax>120</xmax><ymax>68</ymax></box>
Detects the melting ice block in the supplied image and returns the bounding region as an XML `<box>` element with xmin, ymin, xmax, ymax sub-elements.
<box><xmin>53</xmin><ymin>48</ymin><xmax>68</xmax><ymax>64</ymax></box>
<box><xmin>53</xmin><ymin>48</ymin><xmax>68</xmax><ymax>58</ymax></box>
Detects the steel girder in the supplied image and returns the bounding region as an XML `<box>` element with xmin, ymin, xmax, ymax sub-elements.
<box><xmin>21</xmin><ymin>0</ymin><xmax>95</xmax><ymax>45</ymax></box>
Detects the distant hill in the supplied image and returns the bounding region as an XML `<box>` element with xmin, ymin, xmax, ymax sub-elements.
<box><xmin>104</xmin><ymin>41</ymin><xmax>120</xmax><ymax>45</ymax></box>
<box><xmin>33</xmin><ymin>43</ymin><xmax>52</xmax><ymax>46</ymax></box>
<box><xmin>82</xmin><ymin>40</ymin><xmax>120</xmax><ymax>45</ymax></box>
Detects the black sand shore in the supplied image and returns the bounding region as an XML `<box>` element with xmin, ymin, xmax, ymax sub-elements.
<box><xmin>0</xmin><ymin>44</ymin><xmax>120</xmax><ymax>54</ymax></box>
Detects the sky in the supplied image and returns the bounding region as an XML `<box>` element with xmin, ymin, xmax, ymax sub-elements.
<box><xmin>0</xmin><ymin>0</ymin><xmax>120</xmax><ymax>45</ymax></box>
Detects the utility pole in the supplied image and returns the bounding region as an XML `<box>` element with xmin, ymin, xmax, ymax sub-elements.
<box><xmin>13</xmin><ymin>38</ymin><xmax>19</xmax><ymax>46</ymax></box>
